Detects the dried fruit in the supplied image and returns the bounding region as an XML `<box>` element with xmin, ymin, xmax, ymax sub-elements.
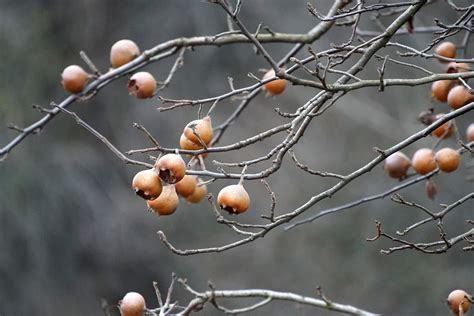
<box><xmin>61</xmin><ymin>65</ymin><xmax>89</xmax><ymax>93</ymax></box>
<box><xmin>447</xmin><ymin>85</ymin><xmax>474</xmax><ymax>109</ymax></box>
<box><xmin>447</xmin><ymin>289</ymin><xmax>471</xmax><ymax>315</ymax></box>
<box><xmin>175</xmin><ymin>175</ymin><xmax>197</xmax><ymax>198</ymax></box>
<box><xmin>434</xmin><ymin>41</ymin><xmax>456</xmax><ymax>60</ymax></box>
<box><xmin>183</xmin><ymin>116</ymin><xmax>213</xmax><ymax>146</ymax></box>
<box><xmin>217</xmin><ymin>184</ymin><xmax>250</xmax><ymax>214</ymax></box>
<box><xmin>132</xmin><ymin>169</ymin><xmax>162</xmax><ymax>200</ymax></box>
<box><xmin>147</xmin><ymin>185</ymin><xmax>179</xmax><ymax>216</ymax></box>
<box><xmin>110</xmin><ymin>39</ymin><xmax>140</xmax><ymax>68</ymax></box>
<box><xmin>412</xmin><ymin>148</ymin><xmax>437</xmax><ymax>175</ymax></box>
<box><xmin>128</xmin><ymin>72</ymin><xmax>156</xmax><ymax>99</ymax></box>
<box><xmin>120</xmin><ymin>292</ymin><xmax>146</xmax><ymax>316</ymax></box>
<box><xmin>262</xmin><ymin>69</ymin><xmax>286</xmax><ymax>96</ymax></box>
<box><xmin>384</xmin><ymin>152</ymin><xmax>411</xmax><ymax>180</ymax></box>
<box><xmin>435</xmin><ymin>148</ymin><xmax>460</xmax><ymax>173</ymax></box>
<box><xmin>431</xmin><ymin>114</ymin><xmax>454</xmax><ymax>138</ymax></box>
<box><xmin>186</xmin><ymin>178</ymin><xmax>207</xmax><ymax>203</ymax></box>
<box><xmin>154</xmin><ymin>154</ymin><xmax>186</xmax><ymax>184</ymax></box>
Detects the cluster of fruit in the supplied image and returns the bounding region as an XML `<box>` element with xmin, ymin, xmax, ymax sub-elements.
<box><xmin>384</xmin><ymin>41</ymin><xmax>473</xmax><ymax>187</ymax></box>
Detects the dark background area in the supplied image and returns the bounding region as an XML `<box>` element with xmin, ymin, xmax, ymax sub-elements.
<box><xmin>0</xmin><ymin>1</ymin><xmax>473</xmax><ymax>315</ymax></box>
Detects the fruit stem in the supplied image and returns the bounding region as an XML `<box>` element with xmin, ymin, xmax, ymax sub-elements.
<box><xmin>239</xmin><ymin>165</ymin><xmax>248</xmax><ymax>186</ymax></box>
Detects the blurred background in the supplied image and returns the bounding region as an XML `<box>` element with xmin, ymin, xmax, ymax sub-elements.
<box><xmin>0</xmin><ymin>0</ymin><xmax>473</xmax><ymax>315</ymax></box>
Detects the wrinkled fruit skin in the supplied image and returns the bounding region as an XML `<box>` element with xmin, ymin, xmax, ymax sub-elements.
<box><xmin>183</xmin><ymin>116</ymin><xmax>213</xmax><ymax>146</ymax></box>
<box><xmin>154</xmin><ymin>154</ymin><xmax>186</xmax><ymax>184</ymax></box>
<box><xmin>61</xmin><ymin>65</ymin><xmax>89</xmax><ymax>94</ymax></box>
<box><xmin>384</xmin><ymin>151</ymin><xmax>411</xmax><ymax>179</ymax></box>
<box><xmin>431</xmin><ymin>114</ymin><xmax>454</xmax><ymax>138</ymax></box>
<box><xmin>175</xmin><ymin>175</ymin><xmax>197</xmax><ymax>198</ymax></box>
<box><xmin>412</xmin><ymin>148</ymin><xmax>437</xmax><ymax>175</ymax></box>
<box><xmin>132</xmin><ymin>169</ymin><xmax>162</xmax><ymax>200</ymax></box>
<box><xmin>147</xmin><ymin>185</ymin><xmax>179</xmax><ymax>216</ymax></box>
<box><xmin>120</xmin><ymin>292</ymin><xmax>146</xmax><ymax>316</ymax></box>
<box><xmin>217</xmin><ymin>184</ymin><xmax>250</xmax><ymax>214</ymax></box>
<box><xmin>447</xmin><ymin>85</ymin><xmax>474</xmax><ymax>109</ymax></box>
<box><xmin>110</xmin><ymin>39</ymin><xmax>140</xmax><ymax>68</ymax></box>
<box><xmin>447</xmin><ymin>289</ymin><xmax>471</xmax><ymax>315</ymax></box>
<box><xmin>262</xmin><ymin>69</ymin><xmax>286</xmax><ymax>96</ymax></box>
<box><xmin>435</xmin><ymin>41</ymin><xmax>456</xmax><ymax>60</ymax></box>
<box><xmin>431</xmin><ymin>80</ymin><xmax>454</xmax><ymax>103</ymax></box>
<box><xmin>186</xmin><ymin>178</ymin><xmax>207</xmax><ymax>203</ymax></box>
<box><xmin>467</xmin><ymin>123</ymin><xmax>474</xmax><ymax>142</ymax></box>
<box><xmin>128</xmin><ymin>72</ymin><xmax>157</xmax><ymax>99</ymax></box>
<box><xmin>435</xmin><ymin>148</ymin><xmax>460</xmax><ymax>173</ymax></box>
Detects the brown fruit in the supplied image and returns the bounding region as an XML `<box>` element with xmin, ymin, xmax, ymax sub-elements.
<box><xmin>128</xmin><ymin>72</ymin><xmax>156</xmax><ymax>99</ymax></box>
<box><xmin>447</xmin><ymin>85</ymin><xmax>474</xmax><ymax>109</ymax></box>
<box><xmin>154</xmin><ymin>154</ymin><xmax>186</xmax><ymax>184</ymax></box>
<box><xmin>447</xmin><ymin>289</ymin><xmax>471</xmax><ymax>315</ymax></box>
<box><xmin>120</xmin><ymin>292</ymin><xmax>146</xmax><ymax>316</ymax></box>
<box><xmin>61</xmin><ymin>65</ymin><xmax>89</xmax><ymax>93</ymax></box>
<box><xmin>431</xmin><ymin>114</ymin><xmax>454</xmax><ymax>138</ymax></box>
<box><xmin>262</xmin><ymin>69</ymin><xmax>286</xmax><ymax>96</ymax></box>
<box><xmin>435</xmin><ymin>148</ymin><xmax>460</xmax><ymax>173</ymax></box>
<box><xmin>447</xmin><ymin>62</ymin><xmax>470</xmax><ymax>73</ymax></box>
<box><xmin>412</xmin><ymin>148</ymin><xmax>437</xmax><ymax>175</ymax></box>
<box><xmin>384</xmin><ymin>151</ymin><xmax>411</xmax><ymax>179</ymax></box>
<box><xmin>186</xmin><ymin>178</ymin><xmax>207</xmax><ymax>203</ymax></box>
<box><xmin>467</xmin><ymin>123</ymin><xmax>474</xmax><ymax>142</ymax></box>
<box><xmin>435</xmin><ymin>41</ymin><xmax>456</xmax><ymax>60</ymax></box>
<box><xmin>110</xmin><ymin>39</ymin><xmax>140</xmax><ymax>68</ymax></box>
<box><xmin>217</xmin><ymin>184</ymin><xmax>250</xmax><ymax>215</ymax></box>
<box><xmin>183</xmin><ymin>116</ymin><xmax>213</xmax><ymax>146</ymax></box>
<box><xmin>431</xmin><ymin>80</ymin><xmax>454</xmax><ymax>102</ymax></box>
<box><xmin>132</xmin><ymin>169</ymin><xmax>162</xmax><ymax>200</ymax></box>
<box><xmin>147</xmin><ymin>185</ymin><xmax>179</xmax><ymax>216</ymax></box>
<box><xmin>175</xmin><ymin>175</ymin><xmax>197</xmax><ymax>198</ymax></box>
<box><xmin>425</xmin><ymin>180</ymin><xmax>437</xmax><ymax>200</ymax></box>
<box><xmin>179</xmin><ymin>134</ymin><xmax>208</xmax><ymax>158</ymax></box>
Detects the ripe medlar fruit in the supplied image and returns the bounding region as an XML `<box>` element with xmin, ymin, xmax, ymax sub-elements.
<box><xmin>120</xmin><ymin>292</ymin><xmax>146</xmax><ymax>316</ymax></box>
<box><xmin>435</xmin><ymin>148</ymin><xmax>460</xmax><ymax>173</ymax></box>
<box><xmin>128</xmin><ymin>72</ymin><xmax>157</xmax><ymax>99</ymax></box>
<box><xmin>384</xmin><ymin>151</ymin><xmax>411</xmax><ymax>180</ymax></box>
<box><xmin>217</xmin><ymin>184</ymin><xmax>250</xmax><ymax>214</ymax></box>
<box><xmin>154</xmin><ymin>154</ymin><xmax>186</xmax><ymax>184</ymax></box>
<box><xmin>183</xmin><ymin>116</ymin><xmax>213</xmax><ymax>146</ymax></box>
<box><xmin>61</xmin><ymin>65</ymin><xmax>90</xmax><ymax>94</ymax></box>
<box><xmin>147</xmin><ymin>185</ymin><xmax>179</xmax><ymax>216</ymax></box>
<box><xmin>412</xmin><ymin>148</ymin><xmax>437</xmax><ymax>175</ymax></box>
<box><xmin>262</xmin><ymin>69</ymin><xmax>286</xmax><ymax>96</ymax></box>
<box><xmin>447</xmin><ymin>289</ymin><xmax>471</xmax><ymax>315</ymax></box>
<box><xmin>132</xmin><ymin>169</ymin><xmax>162</xmax><ymax>200</ymax></box>
<box><xmin>110</xmin><ymin>39</ymin><xmax>140</xmax><ymax>68</ymax></box>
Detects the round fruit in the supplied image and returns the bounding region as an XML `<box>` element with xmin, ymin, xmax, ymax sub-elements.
<box><xmin>217</xmin><ymin>184</ymin><xmax>250</xmax><ymax>215</ymax></box>
<box><xmin>128</xmin><ymin>72</ymin><xmax>156</xmax><ymax>99</ymax></box>
<box><xmin>435</xmin><ymin>148</ymin><xmax>460</xmax><ymax>173</ymax></box>
<box><xmin>147</xmin><ymin>185</ymin><xmax>179</xmax><ymax>216</ymax></box>
<box><xmin>132</xmin><ymin>169</ymin><xmax>162</xmax><ymax>200</ymax></box>
<box><xmin>384</xmin><ymin>151</ymin><xmax>411</xmax><ymax>179</ymax></box>
<box><xmin>175</xmin><ymin>175</ymin><xmax>197</xmax><ymax>198</ymax></box>
<box><xmin>110</xmin><ymin>39</ymin><xmax>140</xmax><ymax>68</ymax></box>
<box><xmin>120</xmin><ymin>292</ymin><xmax>146</xmax><ymax>316</ymax></box>
<box><xmin>447</xmin><ymin>62</ymin><xmax>470</xmax><ymax>73</ymax></box>
<box><xmin>447</xmin><ymin>85</ymin><xmax>474</xmax><ymax>109</ymax></box>
<box><xmin>447</xmin><ymin>289</ymin><xmax>471</xmax><ymax>315</ymax></box>
<box><xmin>61</xmin><ymin>65</ymin><xmax>89</xmax><ymax>93</ymax></box>
<box><xmin>186</xmin><ymin>178</ymin><xmax>207</xmax><ymax>203</ymax></box>
<box><xmin>183</xmin><ymin>116</ymin><xmax>213</xmax><ymax>146</ymax></box>
<box><xmin>467</xmin><ymin>123</ymin><xmax>474</xmax><ymax>142</ymax></box>
<box><xmin>431</xmin><ymin>114</ymin><xmax>454</xmax><ymax>138</ymax></box>
<box><xmin>262</xmin><ymin>69</ymin><xmax>286</xmax><ymax>96</ymax></box>
<box><xmin>179</xmin><ymin>134</ymin><xmax>208</xmax><ymax>158</ymax></box>
<box><xmin>434</xmin><ymin>41</ymin><xmax>456</xmax><ymax>60</ymax></box>
<box><xmin>431</xmin><ymin>80</ymin><xmax>454</xmax><ymax>102</ymax></box>
<box><xmin>412</xmin><ymin>148</ymin><xmax>437</xmax><ymax>175</ymax></box>
<box><xmin>154</xmin><ymin>154</ymin><xmax>186</xmax><ymax>184</ymax></box>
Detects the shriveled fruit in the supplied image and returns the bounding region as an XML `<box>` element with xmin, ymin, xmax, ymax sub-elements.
<box><xmin>186</xmin><ymin>178</ymin><xmax>207</xmax><ymax>203</ymax></box>
<box><xmin>120</xmin><ymin>292</ymin><xmax>146</xmax><ymax>316</ymax></box>
<box><xmin>431</xmin><ymin>114</ymin><xmax>454</xmax><ymax>138</ymax></box>
<box><xmin>217</xmin><ymin>184</ymin><xmax>250</xmax><ymax>215</ymax></box>
<box><xmin>435</xmin><ymin>41</ymin><xmax>456</xmax><ymax>60</ymax></box>
<box><xmin>262</xmin><ymin>69</ymin><xmax>286</xmax><ymax>96</ymax></box>
<box><xmin>110</xmin><ymin>39</ymin><xmax>140</xmax><ymax>68</ymax></box>
<box><xmin>435</xmin><ymin>148</ymin><xmax>460</xmax><ymax>173</ymax></box>
<box><xmin>447</xmin><ymin>85</ymin><xmax>474</xmax><ymax>109</ymax></box>
<box><xmin>447</xmin><ymin>62</ymin><xmax>470</xmax><ymax>73</ymax></box>
<box><xmin>384</xmin><ymin>151</ymin><xmax>411</xmax><ymax>179</ymax></box>
<box><xmin>154</xmin><ymin>154</ymin><xmax>186</xmax><ymax>184</ymax></box>
<box><xmin>447</xmin><ymin>289</ymin><xmax>471</xmax><ymax>315</ymax></box>
<box><xmin>175</xmin><ymin>175</ymin><xmax>197</xmax><ymax>198</ymax></box>
<box><xmin>61</xmin><ymin>65</ymin><xmax>89</xmax><ymax>93</ymax></box>
<box><xmin>467</xmin><ymin>123</ymin><xmax>474</xmax><ymax>142</ymax></box>
<box><xmin>128</xmin><ymin>72</ymin><xmax>156</xmax><ymax>99</ymax></box>
<box><xmin>183</xmin><ymin>116</ymin><xmax>213</xmax><ymax>146</ymax></box>
<box><xmin>431</xmin><ymin>80</ymin><xmax>454</xmax><ymax>102</ymax></box>
<box><xmin>132</xmin><ymin>169</ymin><xmax>162</xmax><ymax>200</ymax></box>
<box><xmin>147</xmin><ymin>185</ymin><xmax>179</xmax><ymax>216</ymax></box>
<box><xmin>412</xmin><ymin>148</ymin><xmax>437</xmax><ymax>175</ymax></box>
